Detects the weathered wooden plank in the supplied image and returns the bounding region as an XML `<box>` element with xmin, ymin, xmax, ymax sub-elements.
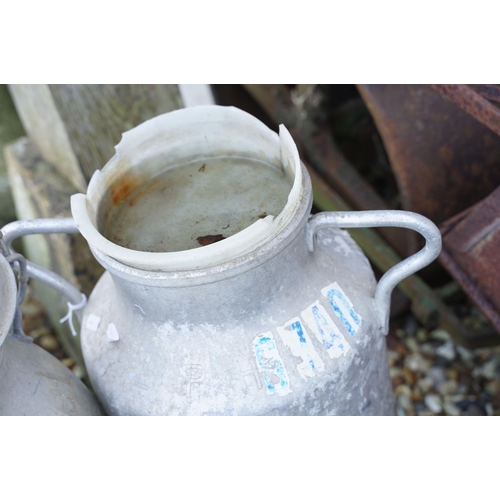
<box><xmin>48</xmin><ymin>84</ymin><xmax>184</xmax><ymax>181</ymax></box>
<box><xmin>4</xmin><ymin>137</ymin><xmax>105</xmax><ymax>369</ymax></box>
<box><xmin>8</xmin><ymin>85</ymin><xmax>87</xmax><ymax>192</ymax></box>
<box><xmin>8</xmin><ymin>84</ymin><xmax>184</xmax><ymax>188</ymax></box>
<box><xmin>0</xmin><ymin>85</ymin><xmax>25</xmax><ymax>226</ymax></box>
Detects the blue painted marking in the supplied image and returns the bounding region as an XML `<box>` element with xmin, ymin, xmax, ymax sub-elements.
<box><xmin>311</xmin><ymin>304</ymin><xmax>337</xmax><ymax>349</ymax></box>
<box><xmin>326</xmin><ymin>287</ymin><xmax>361</xmax><ymax>336</ymax></box>
<box><xmin>277</xmin><ymin>318</ymin><xmax>325</xmax><ymax>378</ymax></box>
<box><xmin>253</xmin><ymin>333</ymin><xmax>291</xmax><ymax>395</ymax></box>
<box><xmin>291</xmin><ymin>320</ymin><xmax>316</xmax><ymax>370</ymax></box>
<box><xmin>302</xmin><ymin>300</ymin><xmax>351</xmax><ymax>359</ymax></box>
<box><xmin>291</xmin><ymin>320</ymin><xmax>307</xmax><ymax>344</ymax></box>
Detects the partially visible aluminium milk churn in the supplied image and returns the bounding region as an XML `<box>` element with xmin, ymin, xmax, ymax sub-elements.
<box><xmin>0</xmin><ymin>247</ymin><xmax>101</xmax><ymax>416</ymax></box>
<box><xmin>70</xmin><ymin>105</ymin><xmax>441</xmax><ymax>415</ymax></box>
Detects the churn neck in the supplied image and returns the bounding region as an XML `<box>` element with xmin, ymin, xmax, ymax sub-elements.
<box><xmin>71</xmin><ymin>105</ymin><xmax>306</xmax><ymax>274</ymax></box>
<box><xmin>89</xmin><ymin>161</ymin><xmax>312</xmax><ymax>289</ymax></box>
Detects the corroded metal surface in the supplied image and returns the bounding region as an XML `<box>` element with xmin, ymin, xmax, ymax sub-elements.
<box><xmin>358</xmin><ymin>85</ymin><xmax>500</xmax><ymax>229</ymax></box>
<box><xmin>440</xmin><ymin>185</ymin><xmax>500</xmax><ymax>334</ymax></box>
<box><xmin>469</xmin><ymin>84</ymin><xmax>500</xmax><ymax>104</ymax></box>
<box><xmin>433</xmin><ymin>84</ymin><xmax>500</xmax><ymax>137</ymax></box>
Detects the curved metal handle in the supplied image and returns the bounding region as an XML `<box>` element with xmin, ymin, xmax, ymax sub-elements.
<box><xmin>306</xmin><ymin>210</ymin><xmax>442</xmax><ymax>334</ymax></box>
<box><xmin>0</xmin><ymin>218</ymin><xmax>85</xmax><ymax>322</ymax></box>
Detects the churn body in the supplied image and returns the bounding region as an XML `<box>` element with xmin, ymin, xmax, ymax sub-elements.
<box><xmin>0</xmin><ymin>252</ymin><xmax>102</xmax><ymax>416</ymax></box>
<box><xmin>72</xmin><ymin>106</ymin><xmax>401</xmax><ymax>416</ymax></box>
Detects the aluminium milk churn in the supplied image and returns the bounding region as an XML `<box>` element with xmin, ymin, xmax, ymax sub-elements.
<box><xmin>0</xmin><ymin>241</ymin><xmax>102</xmax><ymax>416</ymax></box>
<box><xmin>70</xmin><ymin>105</ymin><xmax>441</xmax><ymax>416</ymax></box>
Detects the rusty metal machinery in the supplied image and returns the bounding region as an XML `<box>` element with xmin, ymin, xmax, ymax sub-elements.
<box><xmin>430</xmin><ymin>84</ymin><xmax>500</xmax><ymax>339</ymax></box>
<box><xmin>358</xmin><ymin>85</ymin><xmax>500</xmax><ymax>231</ymax></box>
<box><xmin>440</xmin><ymin>186</ymin><xmax>500</xmax><ymax>334</ymax></box>
<box><xmin>432</xmin><ymin>84</ymin><xmax>500</xmax><ymax>138</ymax></box>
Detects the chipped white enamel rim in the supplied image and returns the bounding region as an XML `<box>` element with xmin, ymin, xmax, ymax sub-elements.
<box><xmin>71</xmin><ymin>106</ymin><xmax>302</xmax><ymax>272</ymax></box>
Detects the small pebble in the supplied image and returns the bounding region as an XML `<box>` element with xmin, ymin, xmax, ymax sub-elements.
<box><xmin>415</xmin><ymin>402</ymin><xmax>426</xmax><ymax>414</ymax></box>
<box><xmin>475</xmin><ymin>350</ymin><xmax>490</xmax><ymax>362</ymax></box>
<box><xmin>20</xmin><ymin>303</ymin><xmax>43</xmax><ymax>316</ymax></box>
<box><xmin>450</xmin><ymin>393</ymin><xmax>466</xmax><ymax>403</ymax></box>
<box><xmin>403</xmin><ymin>366</ymin><xmax>416</xmax><ymax>385</ymax></box>
<box><xmin>28</xmin><ymin>326</ymin><xmax>51</xmax><ymax>341</ymax></box>
<box><xmin>456</xmin><ymin>345</ymin><xmax>473</xmax><ymax>362</ymax></box>
<box><xmin>430</xmin><ymin>329</ymin><xmax>451</xmax><ymax>341</ymax></box>
<box><xmin>394</xmin><ymin>328</ymin><xmax>406</xmax><ymax>339</ymax></box>
<box><xmin>395</xmin><ymin>384</ymin><xmax>412</xmax><ymax>398</ymax></box>
<box><xmin>411</xmin><ymin>388</ymin><xmax>423</xmax><ymax>403</ymax></box>
<box><xmin>387</xmin><ymin>351</ymin><xmax>401</xmax><ymax>367</ymax></box>
<box><xmin>418</xmin><ymin>377</ymin><xmax>434</xmax><ymax>393</ymax></box>
<box><xmin>485</xmin><ymin>380</ymin><xmax>500</xmax><ymax>395</ymax></box>
<box><xmin>443</xmin><ymin>402</ymin><xmax>461</xmax><ymax>416</ymax></box>
<box><xmin>406</xmin><ymin>353</ymin><xmax>431</xmax><ymax>373</ymax></box>
<box><xmin>445</xmin><ymin>368</ymin><xmax>459</xmax><ymax>380</ymax></box>
<box><xmin>396</xmin><ymin>405</ymin><xmax>406</xmax><ymax>416</ymax></box>
<box><xmin>72</xmin><ymin>365</ymin><xmax>85</xmax><ymax>379</ymax></box>
<box><xmin>398</xmin><ymin>393</ymin><xmax>412</xmax><ymax>411</ymax></box>
<box><xmin>420</xmin><ymin>344</ymin><xmax>435</xmax><ymax>355</ymax></box>
<box><xmin>416</xmin><ymin>328</ymin><xmax>428</xmax><ymax>343</ymax></box>
<box><xmin>480</xmin><ymin>360</ymin><xmax>499</xmax><ymax>380</ymax></box>
<box><xmin>435</xmin><ymin>341</ymin><xmax>456</xmax><ymax>361</ymax></box>
<box><xmin>38</xmin><ymin>334</ymin><xmax>59</xmax><ymax>351</ymax></box>
<box><xmin>418</xmin><ymin>408</ymin><xmax>434</xmax><ymax>416</ymax></box>
<box><xmin>424</xmin><ymin>394</ymin><xmax>443</xmax><ymax>414</ymax></box>
<box><xmin>460</xmin><ymin>402</ymin><xmax>486</xmax><ymax>416</ymax></box>
<box><xmin>437</xmin><ymin>380</ymin><xmax>458</xmax><ymax>396</ymax></box>
<box><xmin>429</xmin><ymin>366</ymin><xmax>447</xmax><ymax>386</ymax></box>
<box><xmin>406</xmin><ymin>338</ymin><xmax>419</xmax><ymax>353</ymax></box>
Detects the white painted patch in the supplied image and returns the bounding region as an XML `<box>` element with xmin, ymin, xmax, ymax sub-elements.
<box><xmin>322</xmin><ymin>282</ymin><xmax>362</xmax><ymax>336</ymax></box>
<box><xmin>253</xmin><ymin>332</ymin><xmax>291</xmax><ymax>396</ymax></box>
<box><xmin>301</xmin><ymin>301</ymin><xmax>350</xmax><ymax>358</ymax></box>
<box><xmin>277</xmin><ymin>317</ymin><xmax>325</xmax><ymax>379</ymax></box>
<box><xmin>106</xmin><ymin>323</ymin><xmax>120</xmax><ymax>342</ymax></box>
<box><xmin>85</xmin><ymin>314</ymin><xmax>101</xmax><ymax>332</ymax></box>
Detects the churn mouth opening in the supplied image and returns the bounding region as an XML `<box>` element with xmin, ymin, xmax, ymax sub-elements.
<box><xmin>71</xmin><ymin>105</ymin><xmax>303</xmax><ymax>272</ymax></box>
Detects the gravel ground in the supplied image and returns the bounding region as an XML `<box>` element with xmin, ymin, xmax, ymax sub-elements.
<box><xmin>20</xmin><ymin>284</ymin><xmax>500</xmax><ymax>416</ymax></box>
<box><xmin>388</xmin><ymin>314</ymin><xmax>500</xmax><ymax>416</ymax></box>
